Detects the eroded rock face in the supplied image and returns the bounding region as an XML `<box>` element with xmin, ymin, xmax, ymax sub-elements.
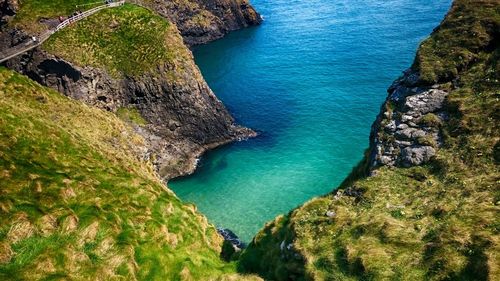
<box><xmin>145</xmin><ymin>0</ymin><xmax>262</xmax><ymax>46</ymax></box>
<box><xmin>6</xmin><ymin>47</ymin><xmax>254</xmax><ymax>180</ymax></box>
<box><xmin>369</xmin><ymin>69</ymin><xmax>448</xmax><ymax>168</ymax></box>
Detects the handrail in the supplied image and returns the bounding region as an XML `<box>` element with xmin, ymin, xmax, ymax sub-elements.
<box><xmin>0</xmin><ymin>1</ymin><xmax>125</xmax><ymax>64</ymax></box>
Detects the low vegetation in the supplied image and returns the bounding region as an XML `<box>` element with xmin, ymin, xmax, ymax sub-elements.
<box><xmin>11</xmin><ymin>0</ymin><xmax>104</xmax><ymax>33</ymax></box>
<box><xmin>239</xmin><ymin>1</ymin><xmax>500</xmax><ymax>280</ymax></box>
<box><xmin>116</xmin><ymin>107</ymin><xmax>147</xmax><ymax>126</ymax></box>
<box><xmin>43</xmin><ymin>3</ymin><xmax>190</xmax><ymax>77</ymax></box>
<box><xmin>414</xmin><ymin>0</ymin><xmax>500</xmax><ymax>85</ymax></box>
<box><xmin>0</xmin><ymin>68</ymin><xmax>260</xmax><ymax>280</ymax></box>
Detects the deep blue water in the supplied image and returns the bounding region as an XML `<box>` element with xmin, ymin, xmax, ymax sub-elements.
<box><xmin>170</xmin><ymin>0</ymin><xmax>452</xmax><ymax>242</ymax></box>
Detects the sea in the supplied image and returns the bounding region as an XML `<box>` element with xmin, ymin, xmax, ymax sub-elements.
<box><xmin>170</xmin><ymin>0</ymin><xmax>452</xmax><ymax>242</ymax></box>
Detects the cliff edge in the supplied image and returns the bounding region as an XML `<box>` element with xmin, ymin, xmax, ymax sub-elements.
<box><xmin>0</xmin><ymin>0</ymin><xmax>264</xmax><ymax>279</ymax></box>
<box><xmin>239</xmin><ymin>1</ymin><xmax>500</xmax><ymax>280</ymax></box>
<box><xmin>0</xmin><ymin>67</ymin><xmax>262</xmax><ymax>280</ymax></box>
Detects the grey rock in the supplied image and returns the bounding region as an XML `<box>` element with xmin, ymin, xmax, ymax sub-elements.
<box><xmin>395</xmin><ymin>140</ymin><xmax>412</xmax><ymax>146</ymax></box>
<box><xmin>404</xmin><ymin>88</ymin><xmax>448</xmax><ymax>116</ymax></box>
<box><xmin>401</xmin><ymin>146</ymin><xmax>436</xmax><ymax>166</ymax></box>
<box><xmin>384</xmin><ymin>120</ymin><xmax>397</xmax><ymax>132</ymax></box>
<box><xmin>368</xmin><ymin>69</ymin><xmax>448</xmax><ymax>169</ymax></box>
<box><xmin>397</xmin><ymin>123</ymin><xmax>409</xmax><ymax>130</ymax></box>
<box><xmin>325</xmin><ymin>210</ymin><xmax>336</xmax><ymax>218</ymax></box>
<box><xmin>395</xmin><ymin>128</ymin><xmax>426</xmax><ymax>140</ymax></box>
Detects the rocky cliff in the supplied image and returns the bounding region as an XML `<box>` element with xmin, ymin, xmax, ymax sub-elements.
<box><xmin>0</xmin><ymin>0</ymin><xmax>260</xmax><ymax>180</ymax></box>
<box><xmin>0</xmin><ymin>0</ymin><xmax>264</xmax><ymax>279</ymax></box>
<box><xmin>368</xmin><ymin>69</ymin><xmax>448</xmax><ymax>168</ymax></box>
<box><xmin>141</xmin><ymin>0</ymin><xmax>262</xmax><ymax>46</ymax></box>
<box><xmin>239</xmin><ymin>1</ymin><xmax>500</xmax><ymax>280</ymax></box>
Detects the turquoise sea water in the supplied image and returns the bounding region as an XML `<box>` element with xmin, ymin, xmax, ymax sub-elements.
<box><xmin>170</xmin><ymin>0</ymin><xmax>452</xmax><ymax>242</ymax></box>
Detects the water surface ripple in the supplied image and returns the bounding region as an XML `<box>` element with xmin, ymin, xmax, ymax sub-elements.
<box><xmin>170</xmin><ymin>0</ymin><xmax>452</xmax><ymax>241</ymax></box>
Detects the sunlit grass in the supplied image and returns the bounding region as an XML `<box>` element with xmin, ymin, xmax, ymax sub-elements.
<box><xmin>42</xmin><ymin>4</ymin><xmax>191</xmax><ymax>77</ymax></box>
<box><xmin>0</xmin><ymin>68</ymin><xmax>260</xmax><ymax>280</ymax></box>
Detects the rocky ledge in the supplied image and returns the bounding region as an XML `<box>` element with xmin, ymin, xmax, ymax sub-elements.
<box><xmin>368</xmin><ymin>69</ymin><xmax>449</xmax><ymax>169</ymax></box>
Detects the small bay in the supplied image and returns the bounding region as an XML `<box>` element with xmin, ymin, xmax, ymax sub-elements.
<box><xmin>170</xmin><ymin>0</ymin><xmax>452</xmax><ymax>242</ymax></box>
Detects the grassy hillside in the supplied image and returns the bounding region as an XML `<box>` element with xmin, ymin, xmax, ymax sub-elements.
<box><xmin>7</xmin><ymin>0</ymin><xmax>190</xmax><ymax>78</ymax></box>
<box><xmin>0</xmin><ymin>67</ymin><xmax>260</xmax><ymax>280</ymax></box>
<box><xmin>42</xmin><ymin>3</ymin><xmax>191</xmax><ymax>78</ymax></box>
<box><xmin>238</xmin><ymin>1</ymin><xmax>500</xmax><ymax>280</ymax></box>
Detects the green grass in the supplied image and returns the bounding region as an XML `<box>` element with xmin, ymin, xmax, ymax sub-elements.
<box><xmin>239</xmin><ymin>1</ymin><xmax>500</xmax><ymax>280</ymax></box>
<box><xmin>413</xmin><ymin>0</ymin><xmax>500</xmax><ymax>85</ymax></box>
<box><xmin>42</xmin><ymin>4</ymin><xmax>190</xmax><ymax>77</ymax></box>
<box><xmin>11</xmin><ymin>0</ymin><xmax>104</xmax><ymax>33</ymax></box>
<box><xmin>0</xmin><ymin>68</ymin><xmax>260</xmax><ymax>280</ymax></box>
<box><xmin>9</xmin><ymin>0</ymin><xmax>193</xmax><ymax>77</ymax></box>
<box><xmin>116</xmin><ymin>107</ymin><xmax>147</xmax><ymax>126</ymax></box>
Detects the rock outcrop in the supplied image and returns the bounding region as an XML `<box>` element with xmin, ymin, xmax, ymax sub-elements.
<box><xmin>239</xmin><ymin>1</ymin><xmax>499</xmax><ymax>280</ymax></box>
<box><xmin>146</xmin><ymin>0</ymin><xmax>262</xmax><ymax>46</ymax></box>
<box><xmin>368</xmin><ymin>69</ymin><xmax>448</xmax><ymax>168</ymax></box>
<box><xmin>0</xmin><ymin>0</ymin><xmax>18</xmax><ymax>28</ymax></box>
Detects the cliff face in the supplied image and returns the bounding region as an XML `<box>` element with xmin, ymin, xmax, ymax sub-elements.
<box><xmin>368</xmin><ymin>69</ymin><xmax>448</xmax><ymax>168</ymax></box>
<box><xmin>368</xmin><ymin>0</ymin><xmax>499</xmax><ymax>170</ymax></box>
<box><xmin>0</xmin><ymin>1</ymin><xmax>259</xmax><ymax>179</ymax></box>
<box><xmin>5</xmin><ymin>46</ymin><xmax>253</xmax><ymax>179</ymax></box>
<box><xmin>239</xmin><ymin>1</ymin><xmax>500</xmax><ymax>280</ymax></box>
<box><xmin>144</xmin><ymin>0</ymin><xmax>262</xmax><ymax>46</ymax></box>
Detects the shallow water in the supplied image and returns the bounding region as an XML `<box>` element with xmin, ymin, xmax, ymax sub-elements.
<box><xmin>170</xmin><ymin>0</ymin><xmax>452</xmax><ymax>242</ymax></box>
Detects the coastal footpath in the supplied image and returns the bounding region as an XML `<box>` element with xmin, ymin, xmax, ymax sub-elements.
<box><xmin>239</xmin><ymin>1</ymin><xmax>500</xmax><ymax>280</ymax></box>
<box><xmin>0</xmin><ymin>0</ymin><xmax>262</xmax><ymax>279</ymax></box>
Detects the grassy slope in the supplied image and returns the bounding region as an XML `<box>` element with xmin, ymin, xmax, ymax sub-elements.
<box><xmin>0</xmin><ymin>1</ymin><xmax>262</xmax><ymax>280</ymax></box>
<box><xmin>12</xmin><ymin>0</ymin><xmax>105</xmax><ymax>33</ymax></box>
<box><xmin>42</xmin><ymin>3</ymin><xmax>191</xmax><ymax>78</ymax></box>
<box><xmin>239</xmin><ymin>1</ymin><xmax>500</xmax><ymax>280</ymax></box>
<box><xmin>10</xmin><ymin>0</ymin><xmax>190</xmax><ymax>78</ymax></box>
<box><xmin>0</xmin><ymin>67</ymin><xmax>260</xmax><ymax>280</ymax></box>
